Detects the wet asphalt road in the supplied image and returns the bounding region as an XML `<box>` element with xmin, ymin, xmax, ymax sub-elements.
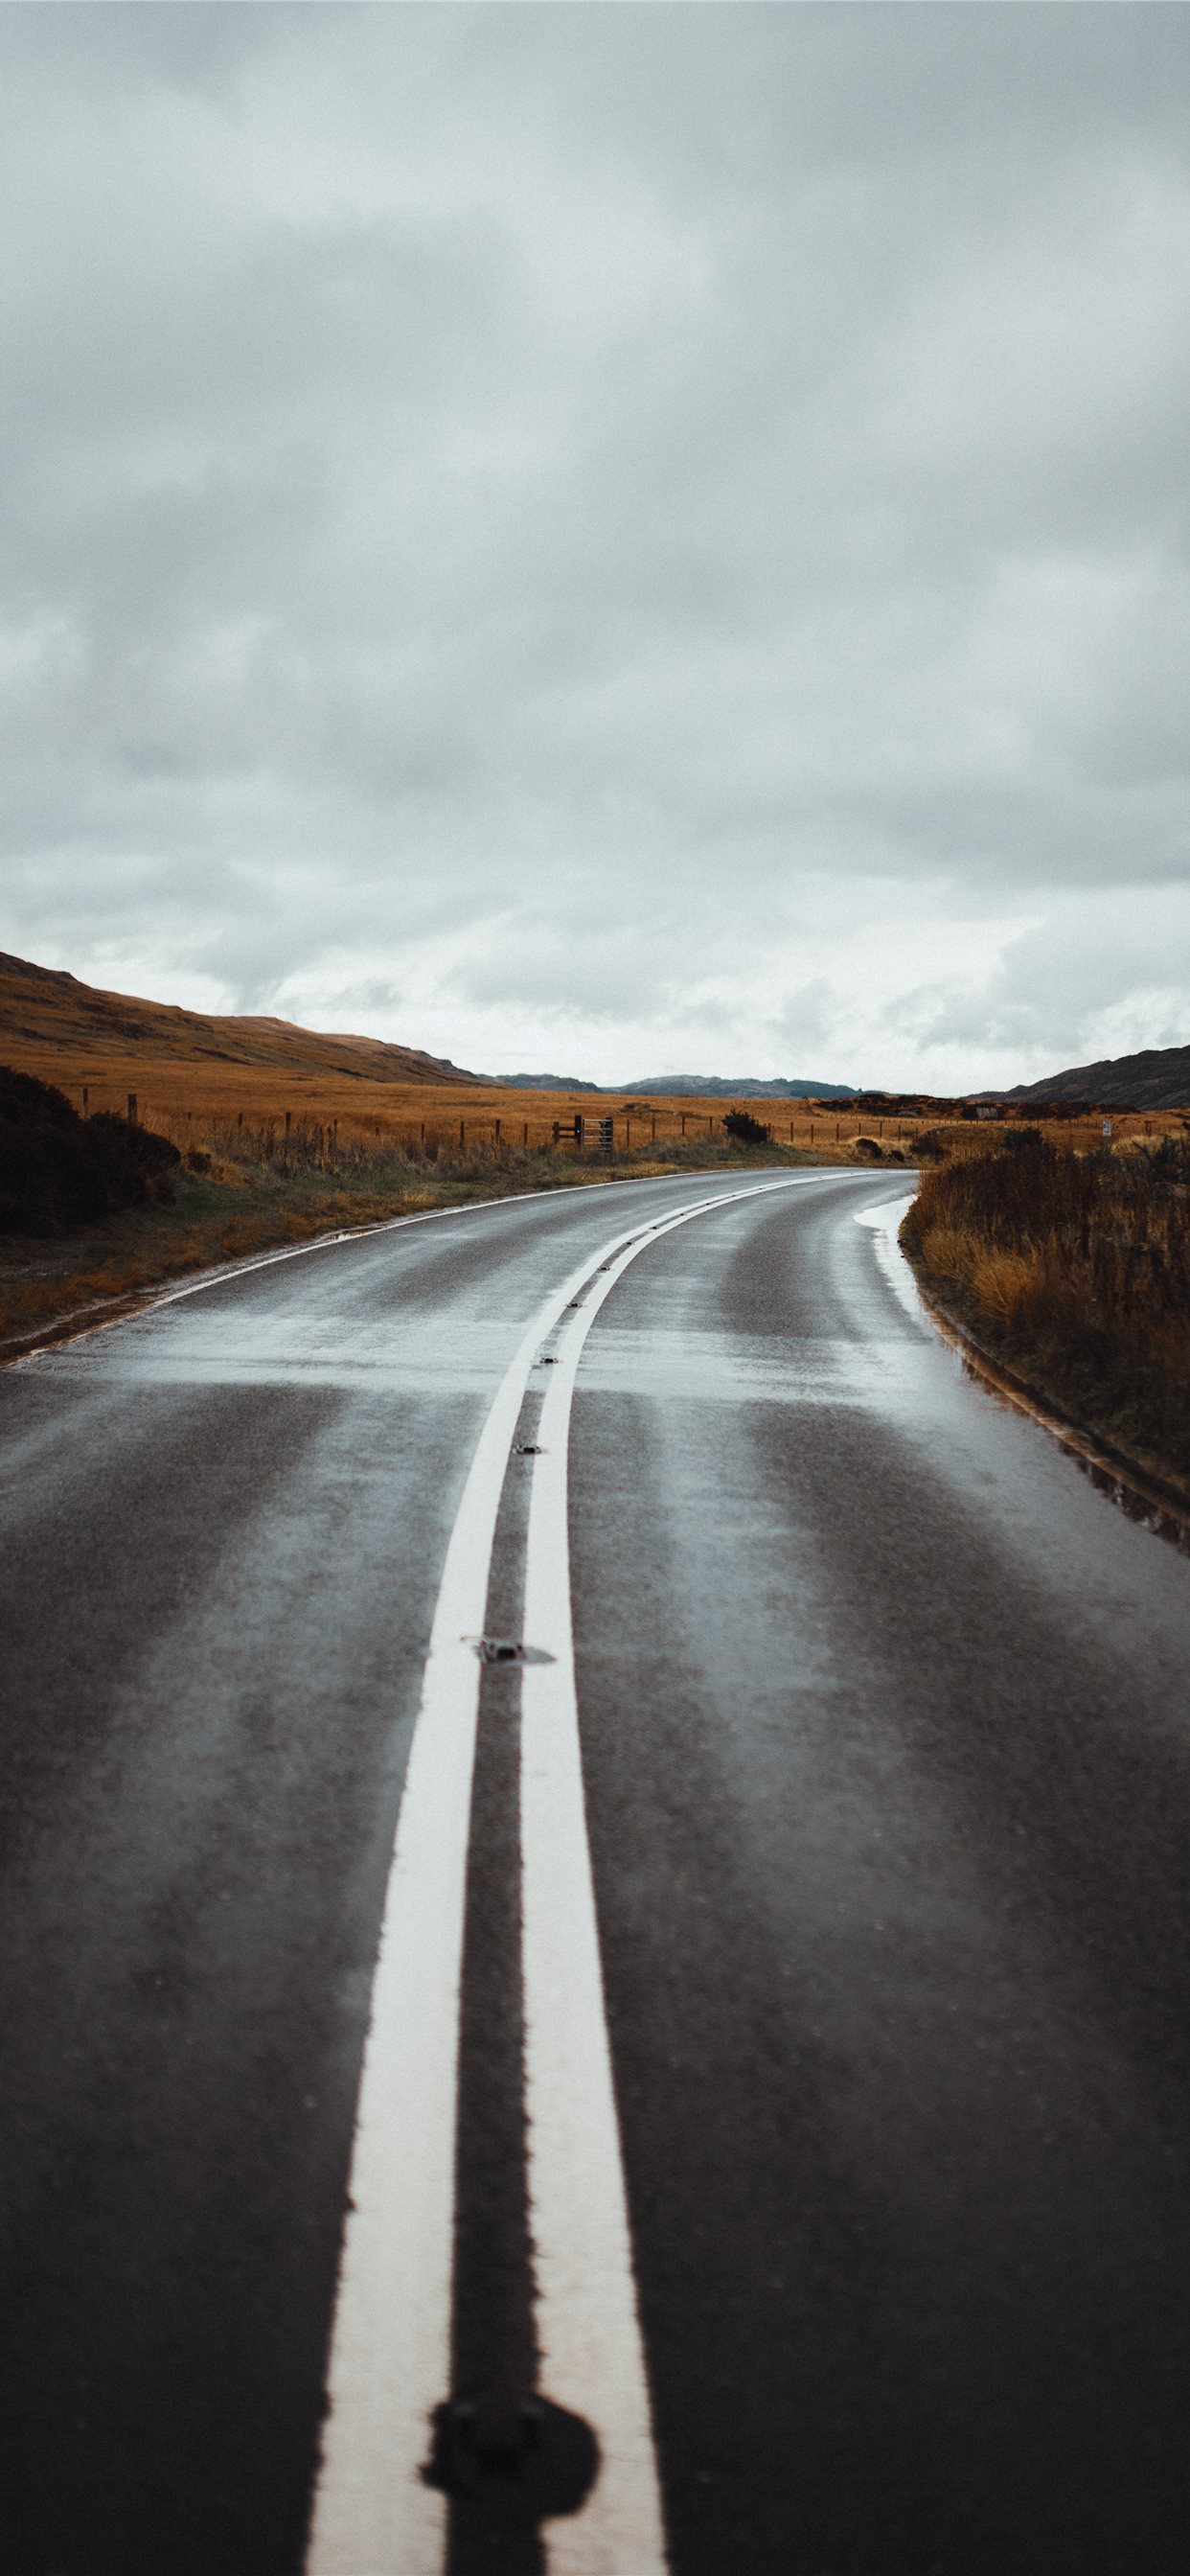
<box><xmin>2</xmin><ymin>1166</ymin><xmax>1189</xmax><ymax>2575</ymax></box>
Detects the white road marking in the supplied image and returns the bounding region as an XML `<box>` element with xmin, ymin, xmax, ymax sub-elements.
<box><xmin>83</xmin><ymin>1176</ymin><xmax>699</xmax><ymax>1318</ymax></box>
<box><xmin>305</xmin><ymin>1190</ymin><xmax>724</xmax><ymax>2576</ymax></box>
<box><xmin>11</xmin><ymin>1170</ymin><xmax>702</xmax><ymax>1366</ymax></box>
<box><xmin>306</xmin><ymin>1177</ymin><xmax>820</xmax><ymax>2576</ymax></box>
<box><xmin>520</xmin><ymin>1184</ymin><xmax>817</xmax><ymax>2575</ymax></box>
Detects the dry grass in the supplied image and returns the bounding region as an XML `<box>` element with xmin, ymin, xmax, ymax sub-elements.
<box><xmin>5</xmin><ymin>980</ymin><xmax>1188</xmax><ymax>1355</ymax></box>
<box><xmin>903</xmin><ymin>1133</ymin><xmax>1190</xmax><ymax>1493</ymax></box>
<box><xmin>4</xmin><ymin>1053</ymin><xmax>893</xmax><ymax>1160</ymax></box>
<box><xmin>6</xmin><ymin>1046</ymin><xmax>1180</xmax><ymax>1167</ymax></box>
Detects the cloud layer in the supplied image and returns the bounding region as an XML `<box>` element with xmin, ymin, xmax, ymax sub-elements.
<box><xmin>1</xmin><ymin>3</ymin><xmax>1188</xmax><ymax>1085</ymax></box>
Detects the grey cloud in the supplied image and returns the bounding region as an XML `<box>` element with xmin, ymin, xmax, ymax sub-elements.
<box><xmin>0</xmin><ymin>4</ymin><xmax>1188</xmax><ymax>1083</ymax></box>
<box><xmin>875</xmin><ymin>885</ymin><xmax>1190</xmax><ymax>1061</ymax></box>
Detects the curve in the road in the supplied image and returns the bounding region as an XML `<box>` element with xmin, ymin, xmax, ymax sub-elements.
<box><xmin>9</xmin><ymin>1164</ymin><xmax>1188</xmax><ymax>2576</ymax></box>
<box><xmin>307</xmin><ymin>1176</ymin><xmax>820</xmax><ymax>2576</ymax></box>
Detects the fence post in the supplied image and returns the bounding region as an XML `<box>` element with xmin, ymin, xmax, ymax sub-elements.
<box><xmin>523</xmin><ymin>1121</ymin><xmax>529</xmax><ymax>1146</ymax></box>
<box><xmin>127</xmin><ymin>1092</ymin><xmax>137</xmax><ymax>1124</ymax></box>
<box><xmin>494</xmin><ymin>1117</ymin><xmax>501</xmax><ymax>1143</ymax></box>
<box><xmin>81</xmin><ymin>1086</ymin><xmax>89</xmax><ymax>1116</ymax></box>
<box><xmin>238</xmin><ymin>1110</ymin><xmax>243</xmax><ymax>1131</ymax></box>
<box><xmin>460</xmin><ymin>1119</ymin><xmax>466</xmax><ymax>1147</ymax></box>
<box><xmin>285</xmin><ymin>1110</ymin><xmax>291</xmax><ymax>1141</ymax></box>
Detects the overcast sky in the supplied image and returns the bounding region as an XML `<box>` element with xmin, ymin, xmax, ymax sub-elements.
<box><xmin>1</xmin><ymin>3</ymin><xmax>1188</xmax><ymax>1088</ymax></box>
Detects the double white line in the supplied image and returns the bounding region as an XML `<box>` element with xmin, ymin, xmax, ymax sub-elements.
<box><xmin>307</xmin><ymin>1179</ymin><xmax>813</xmax><ymax>2576</ymax></box>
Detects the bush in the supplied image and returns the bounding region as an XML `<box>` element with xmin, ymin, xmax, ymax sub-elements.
<box><xmin>0</xmin><ymin>1068</ymin><xmax>181</xmax><ymax>1235</ymax></box>
<box><xmin>0</xmin><ymin>1067</ymin><xmax>77</xmax><ymax>1129</ymax></box>
<box><xmin>902</xmin><ymin>1133</ymin><xmax>1190</xmax><ymax>1480</ymax></box>
<box><xmin>722</xmin><ymin>1108</ymin><xmax>771</xmax><ymax>1145</ymax></box>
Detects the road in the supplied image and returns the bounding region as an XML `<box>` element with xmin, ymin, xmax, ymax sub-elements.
<box><xmin>1</xmin><ymin>1165</ymin><xmax>1189</xmax><ymax>2576</ymax></box>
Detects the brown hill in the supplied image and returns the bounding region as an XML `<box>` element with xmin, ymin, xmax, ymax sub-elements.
<box><xmin>0</xmin><ymin>951</ymin><xmax>484</xmax><ymax>1087</ymax></box>
<box><xmin>1000</xmin><ymin>1043</ymin><xmax>1190</xmax><ymax>1114</ymax></box>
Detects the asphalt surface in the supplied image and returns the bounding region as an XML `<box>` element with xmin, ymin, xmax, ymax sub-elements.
<box><xmin>1</xmin><ymin>1166</ymin><xmax>1189</xmax><ymax>2575</ymax></box>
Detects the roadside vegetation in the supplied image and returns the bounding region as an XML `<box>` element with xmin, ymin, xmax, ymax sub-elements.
<box><xmin>0</xmin><ymin>1077</ymin><xmax>838</xmax><ymax>1347</ymax></box>
<box><xmin>901</xmin><ymin>1128</ymin><xmax>1190</xmax><ymax>1499</ymax></box>
<box><xmin>721</xmin><ymin>1108</ymin><xmax>772</xmax><ymax>1144</ymax></box>
<box><xmin>0</xmin><ymin>1067</ymin><xmax>181</xmax><ymax>1231</ymax></box>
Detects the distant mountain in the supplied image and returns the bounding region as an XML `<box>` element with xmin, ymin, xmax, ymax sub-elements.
<box><xmin>492</xmin><ymin>1071</ymin><xmax>605</xmax><ymax>1092</ymax></box>
<box><xmin>480</xmin><ymin>1069</ymin><xmax>859</xmax><ymax>1097</ymax></box>
<box><xmin>0</xmin><ymin>950</ymin><xmax>485</xmax><ymax>1087</ymax></box>
<box><xmin>621</xmin><ymin>1073</ymin><xmax>858</xmax><ymax>1100</ymax></box>
<box><xmin>995</xmin><ymin>1043</ymin><xmax>1190</xmax><ymax>1113</ymax></box>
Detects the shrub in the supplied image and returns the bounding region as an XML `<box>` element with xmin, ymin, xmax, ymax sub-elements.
<box><xmin>0</xmin><ymin>1067</ymin><xmax>77</xmax><ymax>1129</ymax></box>
<box><xmin>0</xmin><ymin>1067</ymin><xmax>181</xmax><ymax>1235</ymax></box>
<box><xmin>902</xmin><ymin>1133</ymin><xmax>1190</xmax><ymax>1480</ymax></box>
<box><xmin>722</xmin><ymin>1109</ymin><xmax>771</xmax><ymax>1145</ymax></box>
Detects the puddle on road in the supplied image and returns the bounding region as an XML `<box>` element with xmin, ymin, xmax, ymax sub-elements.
<box><xmin>852</xmin><ymin>1193</ymin><xmax>927</xmax><ymax>1327</ymax></box>
<box><xmin>22</xmin><ymin>1310</ymin><xmax>518</xmax><ymax>1395</ymax></box>
<box><xmin>575</xmin><ymin>1324</ymin><xmax>927</xmax><ymax>1413</ymax></box>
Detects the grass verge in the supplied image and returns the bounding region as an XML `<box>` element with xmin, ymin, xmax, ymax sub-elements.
<box><xmin>900</xmin><ymin>1131</ymin><xmax>1190</xmax><ymax>1509</ymax></box>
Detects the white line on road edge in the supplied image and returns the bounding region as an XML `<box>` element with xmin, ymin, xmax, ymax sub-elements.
<box><xmin>11</xmin><ymin>1171</ymin><xmax>736</xmax><ymax>1366</ymax></box>
<box><xmin>306</xmin><ymin>1177</ymin><xmax>817</xmax><ymax>2576</ymax></box>
<box><xmin>67</xmin><ymin>1172</ymin><xmax>744</xmax><ymax>1322</ymax></box>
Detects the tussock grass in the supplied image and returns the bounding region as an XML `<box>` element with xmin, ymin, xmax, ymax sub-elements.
<box><xmin>902</xmin><ymin>1132</ymin><xmax>1190</xmax><ymax>1493</ymax></box>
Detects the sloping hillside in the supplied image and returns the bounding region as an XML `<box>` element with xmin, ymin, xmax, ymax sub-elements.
<box><xmin>1004</xmin><ymin>1044</ymin><xmax>1190</xmax><ymax>1113</ymax></box>
<box><xmin>0</xmin><ymin>952</ymin><xmax>483</xmax><ymax>1086</ymax></box>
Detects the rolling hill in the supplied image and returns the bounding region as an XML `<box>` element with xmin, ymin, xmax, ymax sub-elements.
<box><xmin>0</xmin><ymin>953</ymin><xmax>862</xmax><ymax>1102</ymax></box>
<box><xmin>0</xmin><ymin>951</ymin><xmax>484</xmax><ymax>1087</ymax></box>
<box><xmin>1000</xmin><ymin>1044</ymin><xmax>1190</xmax><ymax>1113</ymax></box>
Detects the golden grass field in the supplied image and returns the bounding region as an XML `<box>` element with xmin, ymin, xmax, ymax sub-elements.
<box><xmin>4</xmin><ymin>1051</ymin><xmax>911</xmax><ymax>1155</ymax></box>
<box><xmin>3</xmin><ymin>949</ymin><xmax>1187</xmax><ymax>1358</ymax></box>
<box><xmin>3</xmin><ymin>948</ymin><xmax>1183</xmax><ymax>1163</ymax></box>
<box><xmin>5</xmin><ymin>1046</ymin><xmax>1182</xmax><ymax>1166</ymax></box>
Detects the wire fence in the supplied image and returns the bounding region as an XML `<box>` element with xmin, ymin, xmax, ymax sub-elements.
<box><xmin>60</xmin><ymin>1092</ymin><xmax>1181</xmax><ymax>1173</ymax></box>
